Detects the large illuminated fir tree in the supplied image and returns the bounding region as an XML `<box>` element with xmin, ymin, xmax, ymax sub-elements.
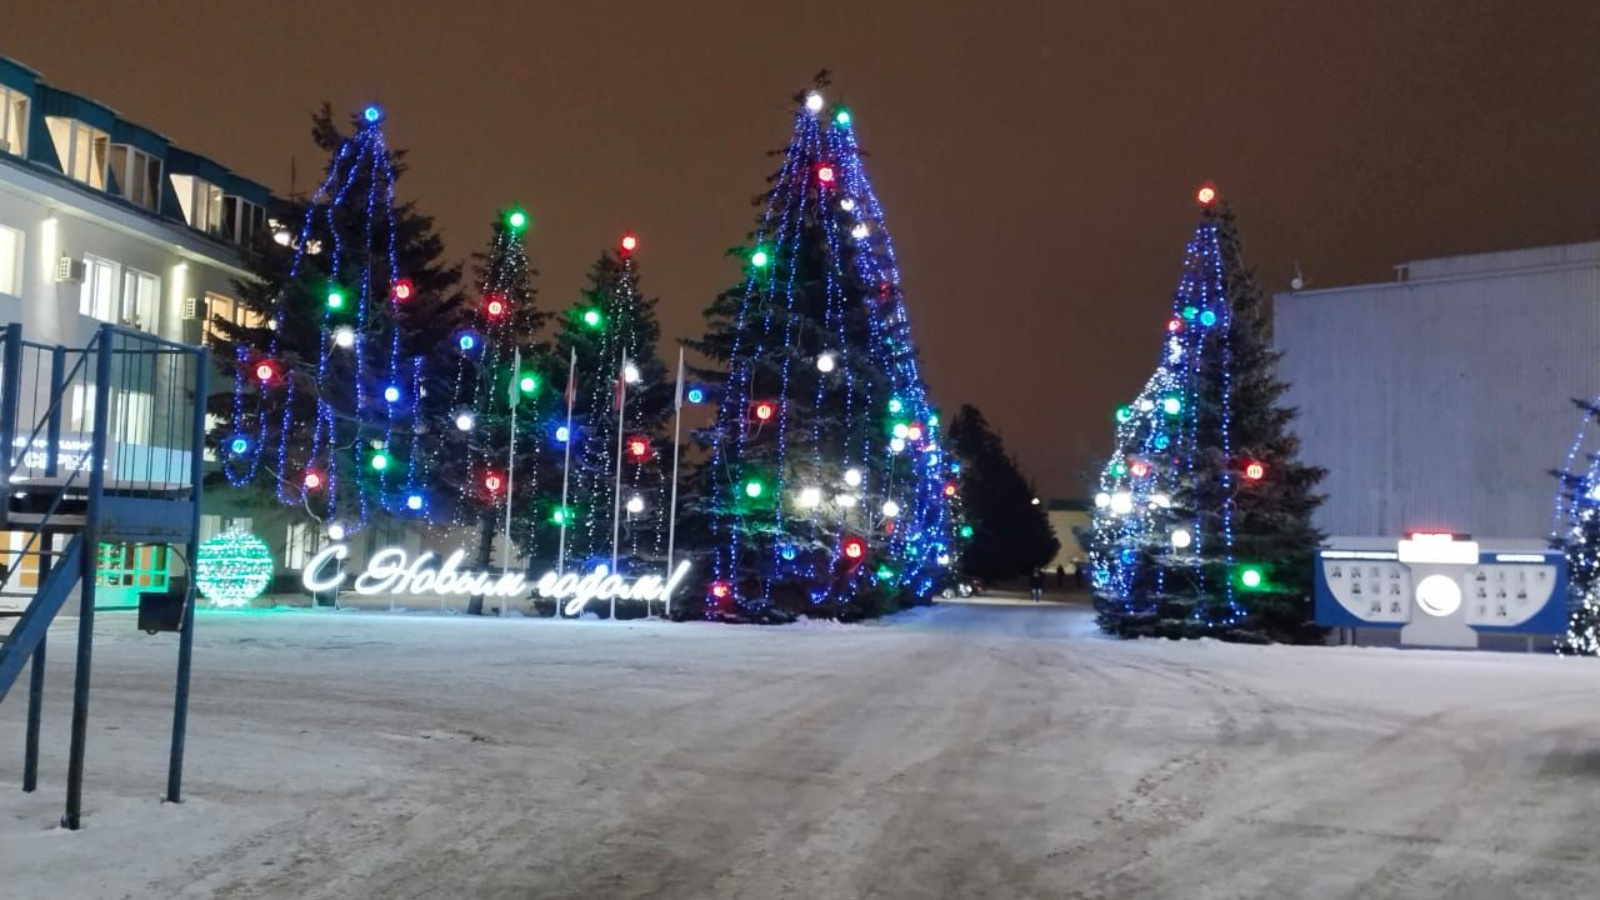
<box><xmin>1548</xmin><ymin>402</ymin><xmax>1600</xmax><ymax>655</ymax></box>
<box><xmin>210</xmin><ymin>104</ymin><xmax>465</xmax><ymax>538</ymax></box>
<box><xmin>1090</xmin><ymin>187</ymin><xmax>1324</xmax><ymax>642</ymax></box>
<box><xmin>443</xmin><ymin>209</ymin><xmax>549</xmax><ymax>581</ymax></box>
<box><xmin>688</xmin><ymin>76</ymin><xmax>954</xmax><ymax>621</ymax></box>
<box><xmin>550</xmin><ymin>235</ymin><xmax>674</xmax><ymax>576</ymax></box>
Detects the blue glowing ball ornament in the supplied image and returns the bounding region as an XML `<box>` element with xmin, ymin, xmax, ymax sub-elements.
<box><xmin>1200</xmin><ymin>310</ymin><xmax>1217</xmax><ymax>327</ymax></box>
<box><xmin>555</xmin><ymin>425</ymin><xmax>570</xmax><ymax>444</ymax></box>
<box><xmin>406</xmin><ymin>493</ymin><xmax>424</xmax><ymax>511</ymax></box>
<box><xmin>687</xmin><ymin>386</ymin><xmax>705</xmax><ymax>404</ymax></box>
<box><xmin>363</xmin><ymin>105</ymin><xmax>382</xmax><ymax>123</ymax></box>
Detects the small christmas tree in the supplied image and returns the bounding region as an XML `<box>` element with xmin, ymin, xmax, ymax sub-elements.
<box><xmin>687</xmin><ymin>75</ymin><xmax>953</xmax><ymax>620</ymax></box>
<box><xmin>550</xmin><ymin>234</ymin><xmax>674</xmax><ymax>582</ymax></box>
<box><xmin>1091</xmin><ymin>187</ymin><xmax>1325</xmax><ymax>642</ymax></box>
<box><xmin>1549</xmin><ymin>401</ymin><xmax>1600</xmax><ymax>655</ymax></box>
<box><xmin>209</xmin><ymin>103</ymin><xmax>465</xmax><ymax>538</ymax></box>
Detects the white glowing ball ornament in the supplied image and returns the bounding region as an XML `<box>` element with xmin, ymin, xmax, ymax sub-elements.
<box><xmin>804</xmin><ymin>91</ymin><xmax>825</xmax><ymax>113</ymax></box>
<box><xmin>334</xmin><ymin>326</ymin><xmax>355</xmax><ymax>349</ymax></box>
<box><xmin>1171</xmin><ymin>528</ymin><xmax>1193</xmax><ymax>549</ymax></box>
<box><xmin>844</xmin><ymin>468</ymin><xmax>863</xmax><ymax>487</ymax></box>
<box><xmin>626</xmin><ymin>494</ymin><xmax>645</xmax><ymax>514</ymax></box>
<box><xmin>797</xmin><ymin>486</ymin><xmax>823</xmax><ymax>509</ymax></box>
<box><xmin>455</xmin><ymin>412</ymin><xmax>475</xmax><ymax>432</ymax></box>
<box><xmin>1109</xmin><ymin>492</ymin><xmax>1134</xmax><ymax>515</ymax></box>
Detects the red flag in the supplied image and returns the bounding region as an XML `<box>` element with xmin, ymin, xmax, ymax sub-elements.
<box><xmin>564</xmin><ymin>348</ymin><xmax>577</xmax><ymax>411</ymax></box>
<box><xmin>613</xmin><ymin>368</ymin><xmax>626</xmax><ymax>411</ymax></box>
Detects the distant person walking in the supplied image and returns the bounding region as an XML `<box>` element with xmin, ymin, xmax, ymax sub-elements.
<box><xmin>1074</xmin><ymin>559</ymin><xmax>1087</xmax><ymax>590</ymax></box>
<box><xmin>1029</xmin><ymin>568</ymin><xmax>1044</xmax><ymax>602</ymax></box>
<box><xmin>1055</xmin><ymin>564</ymin><xmax>1066</xmax><ymax>591</ymax></box>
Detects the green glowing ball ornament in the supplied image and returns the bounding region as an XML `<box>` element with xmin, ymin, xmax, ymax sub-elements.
<box><xmin>195</xmin><ymin>529</ymin><xmax>275</xmax><ymax>608</ymax></box>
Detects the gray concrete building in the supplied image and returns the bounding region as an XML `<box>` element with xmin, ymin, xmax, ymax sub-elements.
<box><xmin>1273</xmin><ymin>241</ymin><xmax>1600</xmax><ymax>541</ymax></box>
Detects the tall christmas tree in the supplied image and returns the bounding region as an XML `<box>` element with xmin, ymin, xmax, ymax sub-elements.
<box><xmin>1548</xmin><ymin>401</ymin><xmax>1600</xmax><ymax>655</ymax></box>
<box><xmin>947</xmin><ymin>404</ymin><xmax>1059</xmax><ymax>582</ymax></box>
<box><xmin>688</xmin><ymin>75</ymin><xmax>954</xmax><ymax>620</ymax></box>
<box><xmin>550</xmin><ymin>234</ymin><xmax>674</xmax><ymax>581</ymax></box>
<box><xmin>443</xmin><ymin>208</ymin><xmax>548</xmax><ymax>583</ymax></box>
<box><xmin>209</xmin><ymin>104</ymin><xmax>465</xmax><ymax>537</ymax></box>
<box><xmin>1090</xmin><ymin>187</ymin><xmax>1325</xmax><ymax>642</ymax></box>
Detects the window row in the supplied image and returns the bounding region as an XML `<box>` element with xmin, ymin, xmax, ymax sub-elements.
<box><xmin>0</xmin><ymin>86</ymin><xmax>26</xmax><ymax>157</ymax></box>
<box><xmin>81</xmin><ymin>254</ymin><xmax>159</xmax><ymax>330</ymax></box>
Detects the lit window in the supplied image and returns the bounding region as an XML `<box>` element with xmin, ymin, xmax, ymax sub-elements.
<box><xmin>108</xmin><ymin>145</ymin><xmax>163</xmax><ymax>212</ymax></box>
<box><xmin>0</xmin><ymin>224</ymin><xmax>21</xmax><ymax>296</ymax></box>
<box><xmin>80</xmin><ymin>254</ymin><xmax>120</xmax><ymax>321</ymax></box>
<box><xmin>202</xmin><ymin>291</ymin><xmax>262</xmax><ymax>346</ymax></box>
<box><xmin>45</xmin><ymin>117</ymin><xmax>110</xmax><ymax>189</ymax></box>
<box><xmin>169</xmin><ymin>174</ymin><xmax>225</xmax><ymax>234</ymax></box>
<box><xmin>0</xmin><ymin>87</ymin><xmax>27</xmax><ymax>156</ymax></box>
<box><xmin>120</xmin><ymin>268</ymin><xmax>159</xmax><ymax>330</ymax></box>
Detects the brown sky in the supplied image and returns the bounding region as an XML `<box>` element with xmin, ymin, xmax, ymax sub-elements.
<box><xmin>7</xmin><ymin>1</ymin><xmax>1599</xmax><ymax>497</ymax></box>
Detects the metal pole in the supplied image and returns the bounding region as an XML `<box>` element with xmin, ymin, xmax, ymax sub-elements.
<box><xmin>168</xmin><ymin>347</ymin><xmax>207</xmax><ymax>803</ymax></box>
<box><xmin>46</xmin><ymin>346</ymin><xmax>64</xmax><ymax>478</ymax></box>
<box><xmin>556</xmin><ymin>347</ymin><xmax>575</xmax><ymax>583</ymax></box>
<box><xmin>665</xmin><ymin>347</ymin><xmax>684</xmax><ymax>620</ymax></box>
<box><xmin>0</xmin><ymin>326</ymin><xmax>22</xmax><ymax>486</ymax></box>
<box><xmin>610</xmin><ymin>360</ymin><xmax>627</xmax><ymax>620</ymax></box>
<box><xmin>65</xmin><ymin>326</ymin><xmax>114</xmax><ymax>830</ymax></box>
<box><xmin>501</xmin><ymin>401</ymin><xmax>516</xmax><ymax>617</ymax></box>
<box><xmin>23</xmin><ymin>544</ymin><xmax>50</xmax><ymax>792</ymax></box>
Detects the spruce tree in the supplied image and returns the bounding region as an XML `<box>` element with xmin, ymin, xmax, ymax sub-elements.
<box><xmin>440</xmin><ymin>209</ymin><xmax>547</xmax><ymax>611</ymax></box>
<box><xmin>1091</xmin><ymin>188</ymin><xmax>1325</xmax><ymax>642</ymax></box>
<box><xmin>947</xmin><ymin>405</ymin><xmax>1058</xmax><ymax>582</ymax></box>
<box><xmin>549</xmin><ymin>235</ymin><xmax>674</xmax><ymax>593</ymax></box>
<box><xmin>208</xmin><ymin>103</ymin><xmax>466</xmax><ymax>538</ymax></box>
<box><xmin>1549</xmin><ymin>403</ymin><xmax>1600</xmax><ymax>655</ymax></box>
<box><xmin>686</xmin><ymin>76</ymin><xmax>954</xmax><ymax>621</ymax></box>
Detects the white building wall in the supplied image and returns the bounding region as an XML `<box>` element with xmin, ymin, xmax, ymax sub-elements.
<box><xmin>1273</xmin><ymin>242</ymin><xmax>1600</xmax><ymax>539</ymax></box>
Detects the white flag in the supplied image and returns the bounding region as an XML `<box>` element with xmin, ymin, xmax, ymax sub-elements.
<box><xmin>508</xmin><ymin>347</ymin><xmax>522</xmax><ymax>409</ymax></box>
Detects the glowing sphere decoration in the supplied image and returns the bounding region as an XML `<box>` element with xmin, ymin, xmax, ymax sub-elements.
<box><xmin>804</xmin><ymin>91</ymin><xmax>824</xmax><ymax>112</ymax></box>
<box><xmin>709</xmin><ymin>581</ymin><xmax>733</xmax><ymax>600</ymax></box>
<box><xmin>835</xmin><ymin>108</ymin><xmax>852</xmax><ymax>126</ymax></box>
<box><xmin>506</xmin><ymin>208</ymin><xmax>528</xmax><ymax>231</ymax></box>
<box><xmin>626</xmin><ymin>494</ymin><xmax>645</xmax><ymax>514</ymax></box>
<box><xmin>550</xmin><ymin>507</ymin><xmax>569</xmax><ymax>525</ymax></box>
<box><xmin>195</xmin><ymin>529</ymin><xmax>275</xmax><ymax>608</ymax></box>
<box><xmin>1197</xmin><ymin>184</ymin><xmax>1217</xmax><ymax>205</ymax></box>
<box><xmin>881</xmin><ymin>499</ymin><xmax>901</xmax><ymax>518</ymax></box>
<box><xmin>817</xmin><ymin>165</ymin><xmax>836</xmax><ymax>184</ymax></box>
<box><xmin>686</xmin><ymin>386</ymin><xmax>706</xmax><ymax>404</ymax></box>
<box><xmin>888</xmin><ymin>397</ymin><xmax>904</xmax><ymax>414</ymax></box>
<box><xmin>326</xmin><ymin>289</ymin><xmax>345</xmax><ymax>310</ymax></box>
<box><xmin>751</xmin><ymin>249</ymin><xmax>770</xmax><ymax>268</ymax></box>
<box><xmin>959</xmin><ymin>525</ymin><xmax>975</xmax><ymax>539</ymax></box>
<box><xmin>1244</xmin><ymin>460</ymin><xmax>1266</xmax><ymax>481</ymax></box>
<box><xmin>1130</xmin><ymin>460</ymin><xmax>1151</xmax><ymax>477</ymax></box>
<box><xmin>484</xmin><ymin>472</ymin><xmax>503</xmax><ymax>493</ymax></box>
<box><xmin>1095</xmin><ymin>492</ymin><xmax>1111</xmax><ymax>508</ymax></box>
<box><xmin>844</xmin><ymin>468</ymin><xmax>863</xmax><ymax>488</ymax></box>
<box><xmin>943</xmin><ymin>481</ymin><xmax>958</xmax><ymax>498</ymax></box>
<box><xmin>303</xmin><ymin>470</ymin><xmax>323</xmax><ymax>490</ymax></box>
<box><xmin>906</xmin><ymin>424</ymin><xmax>924</xmax><ymax>442</ymax></box>
<box><xmin>1182</xmin><ymin>305</ymin><xmax>1198</xmax><ymax>320</ymax></box>
<box><xmin>582</xmin><ymin>308</ymin><xmax>603</xmax><ymax>329</ymax></box>
<box><xmin>370</xmin><ymin>450</ymin><xmax>390</xmax><ymax>472</ymax></box>
<box><xmin>554</xmin><ymin>425</ymin><xmax>570</xmax><ymax>443</ymax></box>
<box><xmin>519</xmin><ymin>373</ymin><xmax>539</xmax><ymax>394</ymax></box>
<box><xmin>889</xmin><ymin>438</ymin><xmax>906</xmax><ymax>453</ymax></box>
<box><xmin>487</xmin><ymin>297</ymin><xmax>508</xmax><ymax>317</ymax></box>
<box><xmin>455</xmin><ymin>412</ymin><xmax>475</xmax><ymax>432</ymax></box>
<box><xmin>816</xmin><ymin>352</ymin><xmax>836</xmax><ymax>373</ymax></box>
<box><xmin>797</xmin><ymin>486</ymin><xmax>823</xmax><ymax>509</ymax></box>
<box><xmin>840</xmin><ymin>197</ymin><xmax>856</xmax><ymax>212</ymax></box>
<box><xmin>624</xmin><ymin>363</ymin><xmax>641</xmax><ymax>384</ymax></box>
<box><xmin>892</xmin><ymin>423</ymin><xmax>910</xmax><ymax>440</ymax></box>
<box><xmin>620</xmin><ymin>233</ymin><xmax>638</xmax><ymax>253</ymax></box>
<box><xmin>391</xmin><ymin>279</ymin><xmax>414</xmax><ymax>302</ymax></box>
<box><xmin>851</xmin><ymin>223</ymin><xmax>870</xmax><ymax>240</ymax></box>
<box><xmin>753</xmin><ymin>400</ymin><xmax>776</xmax><ymax>422</ymax></box>
<box><xmin>228</xmin><ymin>436</ymin><xmax>250</xmax><ymax>455</ymax></box>
<box><xmin>406</xmin><ymin>493</ymin><xmax>425</xmax><ymax>511</ymax></box>
<box><xmin>744</xmin><ymin>479</ymin><xmax>765</xmax><ymax>499</ymax></box>
<box><xmin>254</xmin><ymin>361</ymin><xmax>279</xmax><ymax>384</ymax></box>
<box><xmin>841</xmin><ymin>536</ymin><xmax>866</xmax><ymax>561</ymax></box>
<box><xmin>383</xmin><ymin>385</ymin><xmax>401</xmax><ymax>404</ymax></box>
<box><xmin>1114</xmin><ymin>405</ymin><xmax>1132</xmax><ymax>424</ymax></box>
<box><xmin>334</xmin><ymin>326</ymin><xmax>355</xmax><ymax>349</ymax></box>
<box><xmin>458</xmin><ymin>333</ymin><xmax>478</xmax><ymax>352</ymax></box>
<box><xmin>327</xmin><ymin>522</ymin><xmax>347</xmax><ymax>541</ymax></box>
<box><xmin>1162</xmin><ymin>396</ymin><xmax>1182</xmax><ymax>415</ymax></box>
<box><xmin>1167</xmin><ymin>318</ymin><xmax>1182</xmax><ymax>333</ymax></box>
<box><xmin>1199</xmin><ymin>310</ymin><xmax>1217</xmax><ymax>327</ymax></box>
<box><xmin>363</xmin><ymin>105</ymin><xmax>382</xmax><ymax>123</ymax></box>
<box><xmin>1239</xmin><ymin>566</ymin><xmax>1265</xmax><ymax>589</ymax></box>
<box><xmin>1171</xmin><ymin>528</ymin><xmax>1193</xmax><ymax>549</ymax></box>
<box><xmin>627</xmin><ymin>437</ymin><xmax>651</xmax><ymax>460</ymax></box>
<box><xmin>1110</xmin><ymin>491</ymin><xmax>1134</xmax><ymax>515</ymax></box>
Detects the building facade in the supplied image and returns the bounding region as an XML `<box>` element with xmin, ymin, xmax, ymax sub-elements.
<box><xmin>0</xmin><ymin>54</ymin><xmax>277</xmax><ymax>609</ymax></box>
<box><xmin>1273</xmin><ymin>241</ymin><xmax>1600</xmax><ymax>541</ymax></box>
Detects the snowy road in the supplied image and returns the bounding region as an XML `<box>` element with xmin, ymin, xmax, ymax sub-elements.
<box><xmin>3</xmin><ymin>601</ymin><xmax>1599</xmax><ymax>899</ymax></box>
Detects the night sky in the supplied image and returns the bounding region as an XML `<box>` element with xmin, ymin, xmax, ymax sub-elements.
<box><xmin>7</xmin><ymin>1</ymin><xmax>1598</xmax><ymax>497</ymax></box>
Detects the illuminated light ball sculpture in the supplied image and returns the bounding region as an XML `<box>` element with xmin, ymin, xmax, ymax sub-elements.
<box><xmin>627</xmin><ymin>437</ymin><xmax>651</xmax><ymax>461</ymax></box>
<box><xmin>1244</xmin><ymin>460</ymin><xmax>1266</xmax><ymax>481</ymax></box>
<box><xmin>195</xmin><ymin>529</ymin><xmax>275</xmax><ymax>608</ymax></box>
<box><xmin>391</xmin><ymin>278</ymin><xmax>413</xmax><ymax>302</ymax></box>
<box><xmin>817</xmin><ymin>164</ymin><xmax>836</xmax><ymax>184</ymax></box>
<box><xmin>750</xmin><ymin>249</ymin><xmax>769</xmax><ymax>268</ymax></box>
<box><xmin>582</xmin><ymin>308</ymin><xmax>603</xmax><ymax>329</ymax></box>
<box><xmin>1197</xmin><ymin>185</ymin><xmax>1217</xmax><ymax>205</ymax></box>
<box><xmin>303</xmin><ymin>470</ymin><xmax>324</xmax><ymax>491</ymax></box>
<box><xmin>753</xmin><ymin>400</ymin><xmax>776</xmax><ymax>422</ymax></box>
<box><xmin>842</xmin><ymin>536</ymin><xmax>867</xmax><ymax>561</ymax></box>
<box><xmin>254</xmin><ymin>361</ymin><xmax>279</xmax><ymax>384</ymax></box>
<box><xmin>621</xmin><ymin>233</ymin><xmax>638</xmax><ymax>253</ymax></box>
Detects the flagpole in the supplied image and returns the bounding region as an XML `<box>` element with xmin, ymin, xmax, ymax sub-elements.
<box><xmin>610</xmin><ymin>359</ymin><xmax>628</xmax><ymax>620</ymax></box>
<box><xmin>557</xmin><ymin>347</ymin><xmax>575</xmax><ymax>582</ymax></box>
<box><xmin>665</xmin><ymin>347</ymin><xmax>684</xmax><ymax>620</ymax></box>
<box><xmin>502</xmin><ymin>348</ymin><xmax>520</xmax><ymax>617</ymax></box>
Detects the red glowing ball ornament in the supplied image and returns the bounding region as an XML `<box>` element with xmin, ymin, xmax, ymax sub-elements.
<box><xmin>817</xmin><ymin>165</ymin><xmax>836</xmax><ymax>184</ymax></box>
<box><xmin>709</xmin><ymin>581</ymin><xmax>733</xmax><ymax>600</ymax></box>
<box><xmin>1167</xmin><ymin>318</ymin><xmax>1182</xmax><ymax>333</ymax></box>
<box><xmin>1244</xmin><ymin>460</ymin><xmax>1266</xmax><ymax>481</ymax></box>
<box><xmin>303</xmin><ymin>470</ymin><xmax>323</xmax><ymax>491</ymax></box>
<box><xmin>752</xmin><ymin>400</ymin><xmax>776</xmax><ymax>422</ymax></box>
<box><xmin>484</xmin><ymin>472</ymin><xmax>504</xmax><ymax>493</ymax></box>
<box><xmin>942</xmin><ymin>481</ymin><xmax>958</xmax><ymax>498</ymax></box>
<box><xmin>627</xmin><ymin>437</ymin><xmax>651</xmax><ymax>460</ymax></box>
<box><xmin>254</xmin><ymin>361</ymin><xmax>280</xmax><ymax>384</ymax></box>
<box><xmin>1130</xmin><ymin>460</ymin><xmax>1151</xmax><ymax>478</ymax></box>
<box><xmin>620</xmin><ymin>233</ymin><xmax>638</xmax><ymax>254</ymax></box>
<box><xmin>486</xmin><ymin>296</ymin><xmax>508</xmax><ymax>318</ymax></box>
<box><xmin>1196</xmin><ymin>184</ymin><xmax>1218</xmax><ymax>206</ymax></box>
<box><xmin>906</xmin><ymin>423</ymin><xmax>925</xmax><ymax>442</ymax></box>
<box><xmin>391</xmin><ymin>278</ymin><xmax>414</xmax><ymax>302</ymax></box>
<box><xmin>841</xmin><ymin>536</ymin><xmax>867</xmax><ymax>561</ymax></box>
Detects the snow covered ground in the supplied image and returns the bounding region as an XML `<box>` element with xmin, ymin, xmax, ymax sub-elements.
<box><xmin>2</xmin><ymin>600</ymin><xmax>1598</xmax><ymax>899</ymax></box>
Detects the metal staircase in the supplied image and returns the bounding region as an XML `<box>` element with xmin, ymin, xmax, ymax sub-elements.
<box><xmin>0</xmin><ymin>323</ymin><xmax>207</xmax><ymax>829</ymax></box>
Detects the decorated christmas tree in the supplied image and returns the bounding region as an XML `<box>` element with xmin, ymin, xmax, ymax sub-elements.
<box><xmin>1091</xmin><ymin>187</ymin><xmax>1325</xmax><ymax>642</ymax></box>
<box><xmin>209</xmin><ymin>104</ymin><xmax>465</xmax><ymax>539</ymax></box>
<box><xmin>549</xmin><ymin>234</ymin><xmax>674</xmax><ymax>582</ymax></box>
<box><xmin>1548</xmin><ymin>401</ymin><xmax>1600</xmax><ymax>655</ymax></box>
<box><xmin>443</xmin><ymin>208</ymin><xmax>549</xmax><ymax>582</ymax></box>
<box><xmin>687</xmin><ymin>75</ymin><xmax>954</xmax><ymax>620</ymax></box>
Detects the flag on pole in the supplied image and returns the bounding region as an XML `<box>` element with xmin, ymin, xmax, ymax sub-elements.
<box><xmin>507</xmin><ymin>347</ymin><xmax>522</xmax><ymax>409</ymax></box>
<box><xmin>614</xmin><ymin>358</ymin><xmax>628</xmax><ymax>411</ymax></box>
<box><xmin>673</xmin><ymin>348</ymin><xmax>685</xmax><ymax>411</ymax></box>
<box><xmin>564</xmin><ymin>347</ymin><xmax>577</xmax><ymax>411</ymax></box>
